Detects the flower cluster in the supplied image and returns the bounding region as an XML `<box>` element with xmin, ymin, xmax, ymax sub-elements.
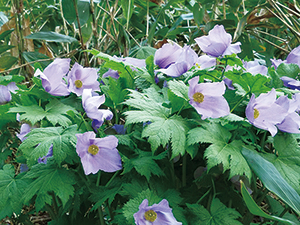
<box><xmin>246</xmin><ymin>89</ymin><xmax>300</xmax><ymax>136</ymax></box>
<box><xmin>134</xmin><ymin>199</ymin><xmax>181</xmax><ymax>225</ymax></box>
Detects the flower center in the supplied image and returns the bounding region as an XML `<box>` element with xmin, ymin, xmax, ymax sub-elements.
<box><xmin>88</xmin><ymin>144</ymin><xmax>99</xmax><ymax>155</ymax></box>
<box><xmin>144</xmin><ymin>210</ymin><xmax>157</xmax><ymax>222</ymax></box>
<box><xmin>75</xmin><ymin>80</ymin><xmax>83</xmax><ymax>88</ymax></box>
<box><xmin>254</xmin><ymin>108</ymin><xmax>259</xmax><ymax>119</ymax></box>
<box><xmin>193</xmin><ymin>92</ymin><xmax>204</xmax><ymax>103</ymax></box>
<box><xmin>195</xmin><ymin>63</ymin><xmax>201</xmax><ymax>69</ymax></box>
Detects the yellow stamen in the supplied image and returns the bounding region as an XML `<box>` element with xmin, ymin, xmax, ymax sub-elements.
<box><xmin>254</xmin><ymin>108</ymin><xmax>259</xmax><ymax>119</ymax></box>
<box><xmin>75</xmin><ymin>80</ymin><xmax>83</xmax><ymax>88</ymax></box>
<box><xmin>144</xmin><ymin>210</ymin><xmax>157</xmax><ymax>222</ymax></box>
<box><xmin>88</xmin><ymin>144</ymin><xmax>99</xmax><ymax>155</ymax></box>
<box><xmin>193</xmin><ymin>92</ymin><xmax>204</xmax><ymax>103</ymax></box>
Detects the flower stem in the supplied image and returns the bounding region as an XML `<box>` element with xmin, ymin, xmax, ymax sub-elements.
<box><xmin>106</xmin><ymin>170</ymin><xmax>120</xmax><ymax>187</ymax></box>
<box><xmin>96</xmin><ymin>172</ymin><xmax>106</xmax><ymax>225</ymax></box>
<box><xmin>182</xmin><ymin>154</ymin><xmax>187</xmax><ymax>187</ymax></box>
<box><xmin>230</xmin><ymin>92</ymin><xmax>250</xmax><ymax>113</ymax></box>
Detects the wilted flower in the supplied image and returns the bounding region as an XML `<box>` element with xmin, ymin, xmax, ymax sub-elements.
<box><xmin>245</xmin><ymin>89</ymin><xmax>288</xmax><ymax>136</ymax></box>
<box><xmin>188</xmin><ymin>76</ymin><xmax>230</xmax><ymax>119</ymax></box>
<box><xmin>195</xmin><ymin>25</ymin><xmax>241</xmax><ymax>57</ymax></box>
<box><xmin>34</xmin><ymin>58</ymin><xmax>71</xmax><ymax>96</ymax></box>
<box><xmin>271</xmin><ymin>45</ymin><xmax>300</xmax><ymax>69</ymax></box>
<box><xmin>68</xmin><ymin>62</ymin><xmax>100</xmax><ymax>96</ymax></box>
<box><xmin>134</xmin><ymin>199</ymin><xmax>182</xmax><ymax>225</ymax></box>
<box><xmin>82</xmin><ymin>89</ymin><xmax>113</xmax><ymax>128</ymax></box>
<box><xmin>280</xmin><ymin>76</ymin><xmax>300</xmax><ymax>90</ymax></box>
<box><xmin>76</xmin><ymin>131</ymin><xmax>122</xmax><ymax>175</ymax></box>
<box><xmin>275</xmin><ymin>96</ymin><xmax>300</xmax><ymax>134</ymax></box>
<box><xmin>155</xmin><ymin>44</ymin><xmax>198</xmax><ymax>77</ymax></box>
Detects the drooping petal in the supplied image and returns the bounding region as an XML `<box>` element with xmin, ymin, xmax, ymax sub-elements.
<box><xmin>195</xmin><ymin>55</ymin><xmax>217</xmax><ymax>70</ymax></box>
<box><xmin>154</xmin><ymin>43</ymin><xmax>182</xmax><ymax>68</ymax></box>
<box><xmin>0</xmin><ymin>85</ymin><xmax>12</xmax><ymax>104</ymax></box>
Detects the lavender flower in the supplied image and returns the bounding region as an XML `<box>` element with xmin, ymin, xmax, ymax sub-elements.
<box><xmin>275</xmin><ymin>96</ymin><xmax>300</xmax><ymax>134</ymax></box>
<box><xmin>194</xmin><ymin>55</ymin><xmax>217</xmax><ymax>70</ymax></box>
<box><xmin>67</xmin><ymin>62</ymin><xmax>100</xmax><ymax>96</ymax></box>
<box><xmin>243</xmin><ymin>60</ymin><xmax>268</xmax><ymax>75</ymax></box>
<box><xmin>195</xmin><ymin>25</ymin><xmax>241</xmax><ymax>57</ymax></box>
<box><xmin>103</xmin><ymin>68</ymin><xmax>120</xmax><ymax>79</ymax></box>
<box><xmin>0</xmin><ymin>85</ymin><xmax>12</xmax><ymax>104</ymax></box>
<box><xmin>271</xmin><ymin>45</ymin><xmax>300</xmax><ymax>69</ymax></box>
<box><xmin>134</xmin><ymin>199</ymin><xmax>182</xmax><ymax>225</ymax></box>
<box><xmin>280</xmin><ymin>76</ymin><xmax>300</xmax><ymax>90</ymax></box>
<box><xmin>82</xmin><ymin>89</ymin><xmax>113</xmax><ymax>128</ymax></box>
<box><xmin>154</xmin><ymin>42</ymin><xmax>182</xmax><ymax>69</ymax></box>
<box><xmin>245</xmin><ymin>89</ymin><xmax>288</xmax><ymax>136</ymax></box>
<box><xmin>34</xmin><ymin>58</ymin><xmax>71</xmax><ymax>96</ymax></box>
<box><xmin>76</xmin><ymin>131</ymin><xmax>122</xmax><ymax>175</ymax></box>
<box><xmin>155</xmin><ymin>44</ymin><xmax>198</xmax><ymax>77</ymax></box>
<box><xmin>16</xmin><ymin>123</ymin><xmax>31</xmax><ymax>142</ymax></box>
<box><xmin>188</xmin><ymin>76</ymin><xmax>230</xmax><ymax>119</ymax></box>
<box><xmin>112</xmin><ymin>124</ymin><xmax>126</xmax><ymax>135</ymax></box>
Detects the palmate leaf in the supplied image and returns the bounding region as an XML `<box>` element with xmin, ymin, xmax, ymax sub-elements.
<box><xmin>187</xmin><ymin>198</ymin><xmax>242</xmax><ymax>225</ymax></box>
<box><xmin>22</xmin><ymin>161</ymin><xmax>76</xmax><ymax>212</ymax></box>
<box><xmin>187</xmin><ymin>122</ymin><xmax>252</xmax><ymax>179</ymax></box>
<box><xmin>225</xmin><ymin>71</ymin><xmax>271</xmax><ymax>94</ymax></box>
<box><xmin>122</xmin><ymin>151</ymin><xmax>166</xmax><ymax>181</ymax></box>
<box><xmin>0</xmin><ymin>165</ymin><xmax>29</xmax><ymax>220</ymax></box>
<box><xmin>124</xmin><ymin>87</ymin><xmax>190</xmax><ymax>157</ymax></box>
<box><xmin>8</xmin><ymin>99</ymin><xmax>76</xmax><ymax>126</ymax></box>
<box><xmin>19</xmin><ymin>125</ymin><xmax>78</xmax><ymax>166</ymax></box>
<box><xmin>167</xmin><ymin>80</ymin><xmax>189</xmax><ymax>101</ymax></box>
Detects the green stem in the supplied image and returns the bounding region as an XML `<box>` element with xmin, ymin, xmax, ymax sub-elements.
<box><xmin>196</xmin><ymin>188</ymin><xmax>211</xmax><ymax>204</ymax></box>
<box><xmin>106</xmin><ymin>170</ymin><xmax>120</xmax><ymax>187</ymax></box>
<box><xmin>273</xmin><ymin>207</ymin><xmax>289</xmax><ymax>225</ymax></box>
<box><xmin>182</xmin><ymin>154</ymin><xmax>187</xmax><ymax>187</ymax></box>
<box><xmin>230</xmin><ymin>92</ymin><xmax>250</xmax><ymax>113</ymax></box>
<box><xmin>96</xmin><ymin>172</ymin><xmax>106</xmax><ymax>225</ymax></box>
<box><xmin>259</xmin><ymin>131</ymin><xmax>267</xmax><ymax>152</ymax></box>
<box><xmin>114</xmin><ymin>107</ymin><xmax>119</xmax><ymax>125</ymax></box>
<box><xmin>50</xmin><ymin>192</ymin><xmax>59</xmax><ymax>219</ymax></box>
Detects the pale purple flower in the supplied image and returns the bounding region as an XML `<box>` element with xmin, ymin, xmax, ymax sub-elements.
<box><xmin>271</xmin><ymin>45</ymin><xmax>300</xmax><ymax>69</ymax></box>
<box><xmin>34</xmin><ymin>58</ymin><xmax>71</xmax><ymax>96</ymax></box>
<box><xmin>275</xmin><ymin>96</ymin><xmax>300</xmax><ymax>134</ymax></box>
<box><xmin>112</xmin><ymin>124</ymin><xmax>126</xmax><ymax>135</ymax></box>
<box><xmin>280</xmin><ymin>76</ymin><xmax>300</xmax><ymax>90</ymax></box>
<box><xmin>0</xmin><ymin>85</ymin><xmax>12</xmax><ymax>104</ymax></box>
<box><xmin>154</xmin><ymin>42</ymin><xmax>182</xmax><ymax>69</ymax></box>
<box><xmin>195</xmin><ymin>25</ymin><xmax>241</xmax><ymax>57</ymax></box>
<box><xmin>154</xmin><ymin>43</ymin><xmax>198</xmax><ymax>77</ymax></box>
<box><xmin>134</xmin><ymin>199</ymin><xmax>182</xmax><ymax>225</ymax></box>
<box><xmin>38</xmin><ymin>144</ymin><xmax>53</xmax><ymax>164</ymax></box>
<box><xmin>188</xmin><ymin>76</ymin><xmax>230</xmax><ymax>119</ymax></box>
<box><xmin>67</xmin><ymin>62</ymin><xmax>100</xmax><ymax>96</ymax></box>
<box><xmin>16</xmin><ymin>123</ymin><xmax>31</xmax><ymax>142</ymax></box>
<box><xmin>245</xmin><ymin>89</ymin><xmax>288</xmax><ymax>136</ymax></box>
<box><xmin>243</xmin><ymin>60</ymin><xmax>268</xmax><ymax>75</ymax></box>
<box><xmin>103</xmin><ymin>68</ymin><xmax>120</xmax><ymax>79</ymax></box>
<box><xmin>82</xmin><ymin>89</ymin><xmax>113</xmax><ymax>128</ymax></box>
<box><xmin>76</xmin><ymin>131</ymin><xmax>122</xmax><ymax>175</ymax></box>
<box><xmin>194</xmin><ymin>55</ymin><xmax>217</xmax><ymax>70</ymax></box>
<box><xmin>293</xmin><ymin>93</ymin><xmax>300</xmax><ymax>112</ymax></box>
<box><xmin>223</xmin><ymin>78</ymin><xmax>235</xmax><ymax>90</ymax></box>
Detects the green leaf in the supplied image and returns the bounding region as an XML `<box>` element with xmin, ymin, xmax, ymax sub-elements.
<box><xmin>242</xmin><ymin>147</ymin><xmax>300</xmax><ymax>216</ymax></box>
<box><xmin>0</xmin><ymin>29</ymin><xmax>14</xmax><ymax>40</ymax></box>
<box><xmin>187</xmin><ymin>198</ymin><xmax>242</xmax><ymax>224</ymax></box>
<box><xmin>19</xmin><ymin>125</ymin><xmax>78</xmax><ymax>166</ymax></box>
<box><xmin>23</xmin><ymin>52</ymin><xmax>50</xmax><ymax>68</ymax></box>
<box><xmin>25</xmin><ymin>31</ymin><xmax>78</xmax><ymax>43</ymax></box>
<box><xmin>0</xmin><ymin>45</ymin><xmax>15</xmax><ymax>55</ymax></box>
<box><xmin>146</xmin><ymin>55</ymin><xmax>155</xmax><ymax>77</ymax></box>
<box><xmin>9</xmin><ymin>99</ymin><xmax>75</xmax><ymax>126</ymax></box>
<box><xmin>225</xmin><ymin>71</ymin><xmax>271</xmax><ymax>94</ymax></box>
<box><xmin>241</xmin><ymin>181</ymin><xmax>297</xmax><ymax>224</ymax></box>
<box><xmin>276</xmin><ymin>63</ymin><xmax>300</xmax><ymax>79</ymax></box>
<box><xmin>167</xmin><ymin>80</ymin><xmax>189</xmax><ymax>101</ymax></box>
<box><xmin>192</xmin><ymin>3</ymin><xmax>205</xmax><ymax>26</ymax></box>
<box><xmin>122</xmin><ymin>151</ymin><xmax>166</xmax><ymax>181</ymax></box>
<box><xmin>0</xmin><ymin>165</ymin><xmax>29</xmax><ymax>220</ymax></box>
<box><xmin>130</xmin><ymin>46</ymin><xmax>156</xmax><ymax>59</ymax></box>
<box><xmin>267</xmin><ymin>133</ymin><xmax>300</xmax><ymax>194</ymax></box>
<box><xmin>0</xmin><ymin>104</ymin><xmax>17</xmax><ymax>130</ymax></box>
<box><xmin>121</xmin><ymin>0</ymin><xmax>134</xmax><ymax>28</ymax></box>
<box><xmin>22</xmin><ymin>161</ymin><xmax>76</xmax><ymax>211</ymax></box>
<box><xmin>0</xmin><ymin>56</ymin><xmax>18</xmax><ymax>70</ymax></box>
<box><xmin>188</xmin><ymin>122</ymin><xmax>252</xmax><ymax>179</ymax></box>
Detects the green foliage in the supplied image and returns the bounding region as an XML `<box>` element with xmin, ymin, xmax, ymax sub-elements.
<box><xmin>188</xmin><ymin>122</ymin><xmax>252</xmax><ymax>179</ymax></box>
<box><xmin>19</xmin><ymin>125</ymin><xmax>78</xmax><ymax>166</ymax></box>
<box><xmin>0</xmin><ymin>165</ymin><xmax>29</xmax><ymax>220</ymax></box>
<box><xmin>9</xmin><ymin>99</ymin><xmax>76</xmax><ymax>126</ymax></box>
<box><xmin>25</xmin><ymin>31</ymin><xmax>78</xmax><ymax>43</ymax></box>
<box><xmin>22</xmin><ymin>161</ymin><xmax>76</xmax><ymax>212</ymax></box>
<box><xmin>187</xmin><ymin>198</ymin><xmax>242</xmax><ymax>224</ymax></box>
